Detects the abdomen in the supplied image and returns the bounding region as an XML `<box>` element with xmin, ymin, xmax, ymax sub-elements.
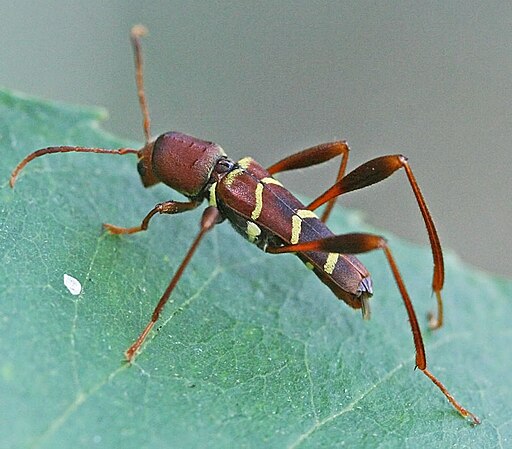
<box><xmin>215</xmin><ymin>157</ymin><xmax>373</xmax><ymax>312</ymax></box>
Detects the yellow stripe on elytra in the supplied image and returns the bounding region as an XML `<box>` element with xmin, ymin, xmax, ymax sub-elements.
<box><xmin>261</xmin><ymin>177</ymin><xmax>283</xmax><ymax>187</ymax></box>
<box><xmin>323</xmin><ymin>253</ymin><xmax>339</xmax><ymax>275</ymax></box>
<box><xmin>223</xmin><ymin>168</ymin><xmax>244</xmax><ymax>186</ymax></box>
<box><xmin>209</xmin><ymin>182</ymin><xmax>218</xmax><ymax>207</ymax></box>
<box><xmin>251</xmin><ymin>177</ymin><xmax>283</xmax><ymax>221</ymax></box>
<box><xmin>290</xmin><ymin>209</ymin><xmax>318</xmax><ymax>244</ymax></box>
<box><xmin>237</xmin><ymin>157</ymin><xmax>253</xmax><ymax>169</ymax></box>
<box><xmin>223</xmin><ymin>157</ymin><xmax>253</xmax><ymax>187</ymax></box>
<box><xmin>252</xmin><ymin>183</ymin><xmax>263</xmax><ymax>220</ymax></box>
<box><xmin>297</xmin><ymin>209</ymin><xmax>318</xmax><ymax>219</ymax></box>
<box><xmin>290</xmin><ymin>215</ymin><xmax>301</xmax><ymax>244</ymax></box>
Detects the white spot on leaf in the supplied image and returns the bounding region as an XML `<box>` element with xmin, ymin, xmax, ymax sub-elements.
<box><xmin>63</xmin><ymin>274</ymin><xmax>82</xmax><ymax>295</ymax></box>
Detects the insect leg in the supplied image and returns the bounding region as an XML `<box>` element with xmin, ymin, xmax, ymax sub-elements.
<box><xmin>306</xmin><ymin>154</ymin><xmax>444</xmax><ymax>329</ymax></box>
<box><xmin>266</xmin><ymin>141</ymin><xmax>350</xmax><ymax>222</ymax></box>
<box><xmin>267</xmin><ymin>233</ymin><xmax>479</xmax><ymax>424</ymax></box>
<box><xmin>103</xmin><ymin>199</ymin><xmax>201</xmax><ymax>235</ymax></box>
<box><xmin>125</xmin><ymin>206</ymin><xmax>220</xmax><ymax>362</ymax></box>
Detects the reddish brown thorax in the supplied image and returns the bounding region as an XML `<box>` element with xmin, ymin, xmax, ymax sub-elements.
<box><xmin>137</xmin><ymin>131</ymin><xmax>226</xmax><ymax>196</ymax></box>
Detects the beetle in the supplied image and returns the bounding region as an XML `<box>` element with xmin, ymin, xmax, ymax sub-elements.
<box><xmin>9</xmin><ymin>25</ymin><xmax>479</xmax><ymax>424</ymax></box>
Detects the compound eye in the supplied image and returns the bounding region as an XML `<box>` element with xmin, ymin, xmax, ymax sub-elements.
<box><xmin>215</xmin><ymin>158</ymin><xmax>235</xmax><ymax>174</ymax></box>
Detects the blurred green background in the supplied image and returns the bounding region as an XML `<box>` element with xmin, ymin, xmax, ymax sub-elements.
<box><xmin>1</xmin><ymin>1</ymin><xmax>511</xmax><ymax>277</ymax></box>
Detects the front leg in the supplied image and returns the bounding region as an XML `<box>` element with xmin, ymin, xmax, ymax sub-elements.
<box><xmin>124</xmin><ymin>206</ymin><xmax>220</xmax><ymax>361</ymax></box>
<box><xmin>103</xmin><ymin>199</ymin><xmax>201</xmax><ymax>235</ymax></box>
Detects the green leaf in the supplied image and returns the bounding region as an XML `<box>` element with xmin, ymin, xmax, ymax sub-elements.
<box><xmin>1</xmin><ymin>88</ymin><xmax>510</xmax><ymax>449</ymax></box>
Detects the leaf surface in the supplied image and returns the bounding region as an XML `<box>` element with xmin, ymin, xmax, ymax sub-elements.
<box><xmin>1</xmin><ymin>89</ymin><xmax>510</xmax><ymax>449</ymax></box>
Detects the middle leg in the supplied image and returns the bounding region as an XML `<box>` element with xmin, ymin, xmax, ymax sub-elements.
<box><xmin>266</xmin><ymin>140</ymin><xmax>350</xmax><ymax>222</ymax></box>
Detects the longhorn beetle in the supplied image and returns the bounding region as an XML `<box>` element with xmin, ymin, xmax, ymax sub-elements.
<box><xmin>10</xmin><ymin>25</ymin><xmax>479</xmax><ymax>424</ymax></box>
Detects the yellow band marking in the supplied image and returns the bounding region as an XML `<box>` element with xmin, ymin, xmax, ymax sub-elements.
<box><xmin>291</xmin><ymin>215</ymin><xmax>301</xmax><ymax>244</ymax></box>
<box><xmin>223</xmin><ymin>157</ymin><xmax>253</xmax><ymax>187</ymax></box>
<box><xmin>261</xmin><ymin>177</ymin><xmax>283</xmax><ymax>186</ymax></box>
<box><xmin>246</xmin><ymin>221</ymin><xmax>261</xmax><ymax>243</ymax></box>
<box><xmin>251</xmin><ymin>177</ymin><xmax>283</xmax><ymax>221</ymax></box>
<box><xmin>252</xmin><ymin>183</ymin><xmax>263</xmax><ymax>220</ymax></box>
<box><xmin>237</xmin><ymin>157</ymin><xmax>253</xmax><ymax>169</ymax></box>
<box><xmin>297</xmin><ymin>209</ymin><xmax>318</xmax><ymax>219</ymax></box>
<box><xmin>209</xmin><ymin>182</ymin><xmax>218</xmax><ymax>207</ymax></box>
<box><xmin>305</xmin><ymin>261</ymin><xmax>315</xmax><ymax>270</ymax></box>
<box><xmin>290</xmin><ymin>209</ymin><xmax>318</xmax><ymax>245</ymax></box>
<box><xmin>223</xmin><ymin>168</ymin><xmax>244</xmax><ymax>186</ymax></box>
<box><xmin>323</xmin><ymin>253</ymin><xmax>339</xmax><ymax>275</ymax></box>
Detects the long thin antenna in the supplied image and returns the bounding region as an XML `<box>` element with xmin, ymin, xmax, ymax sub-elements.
<box><xmin>9</xmin><ymin>146</ymin><xmax>138</xmax><ymax>187</ymax></box>
<box><xmin>130</xmin><ymin>25</ymin><xmax>152</xmax><ymax>143</ymax></box>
